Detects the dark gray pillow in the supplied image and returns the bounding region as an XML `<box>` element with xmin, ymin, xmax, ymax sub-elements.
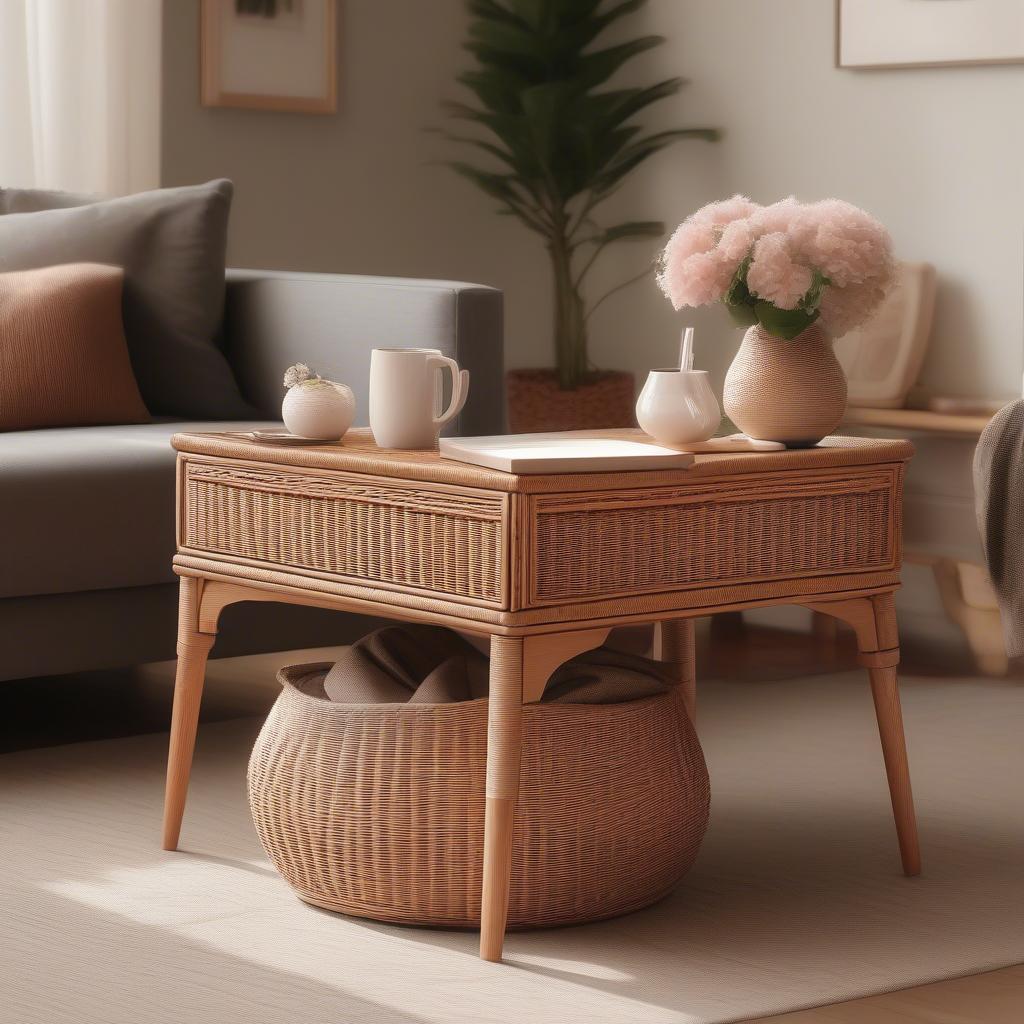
<box><xmin>0</xmin><ymin>179</ymin><xmax>253</xmax><ymax>418</ymax></box>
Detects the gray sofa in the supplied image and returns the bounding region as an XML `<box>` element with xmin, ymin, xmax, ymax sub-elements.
<box><xmin>0</xmin><ymin>270</ymin><xmax>503</xmax><ymax>683</ymax></box>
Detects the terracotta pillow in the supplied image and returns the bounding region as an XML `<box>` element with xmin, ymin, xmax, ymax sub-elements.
<box><xmin>0</xmin><ymin>263</ymin><xmax>150</xmax><ymax>432</ymax></box>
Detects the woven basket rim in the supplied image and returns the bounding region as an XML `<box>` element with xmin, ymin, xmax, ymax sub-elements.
<box><xmin>276</xmin><ymin>661</ymin><xmax>680</xmax><ymax>715</ymax></box>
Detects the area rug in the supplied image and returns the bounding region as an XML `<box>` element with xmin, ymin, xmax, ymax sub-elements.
<box><xmin>2</xmin><ymin>671</ymin><xmax>1022</xmax><ymax>1024</ymax></box>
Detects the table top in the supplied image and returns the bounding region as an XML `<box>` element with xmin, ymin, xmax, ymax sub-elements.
<box><xmin>172</xmin><ymin>428</ymin><xmax>914</xmax><ymax>494</ymax></box>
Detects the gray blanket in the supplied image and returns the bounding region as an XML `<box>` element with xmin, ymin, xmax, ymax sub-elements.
<box><xmin>973</xmin><ymin>400</ymin><xmax>1024</xmax><ymax>657</ymax></box>
<box><xmin>323</xmin><ymin>624</ymin><xmax>674</xmax><ymax>705</ymax></box>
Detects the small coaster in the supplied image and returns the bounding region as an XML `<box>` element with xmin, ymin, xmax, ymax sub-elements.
<box><xmin>246</xmin><ymin>430</ymin><xmax>339</xmax><ymax>447</ymax></box>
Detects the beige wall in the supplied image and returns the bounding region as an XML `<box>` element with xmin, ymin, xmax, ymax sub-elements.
<box><xmin>163</xmin><ymin>0</ymin><xmax>1024</xmax><ymax>400</ymax></box>
<box><xmin>162</xmin><ymin>0</ymin><xmax>546</xmax><ymax>369</ymax></box>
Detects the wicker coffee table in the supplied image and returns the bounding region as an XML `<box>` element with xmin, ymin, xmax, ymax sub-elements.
<box><xmin>163</xmin><ymin>429</ymin><xmax>920</xmax><ymax>962</ymax></box>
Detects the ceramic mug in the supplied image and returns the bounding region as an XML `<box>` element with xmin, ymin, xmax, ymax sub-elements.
<box><xmin>369</xmin><ymin>348</ymin><xmax>470</xmax><ymax>449</ymax></box>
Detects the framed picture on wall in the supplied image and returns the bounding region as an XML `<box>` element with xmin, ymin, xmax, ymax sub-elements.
<box><xmin>837</xmin><ymin>0</ymin><xmax>1024</xmax><ymax>69</ymax></box>
<box><xmin>201</xmin><ymin>0</ymin><xmax>337</xmax><ymax>113</ymax></box>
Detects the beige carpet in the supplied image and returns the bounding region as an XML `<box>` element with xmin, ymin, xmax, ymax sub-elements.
<box><xmin>2</xmin><ymin>671</ymin><xmax>1022</xmax><ymax>1024</ymax></box>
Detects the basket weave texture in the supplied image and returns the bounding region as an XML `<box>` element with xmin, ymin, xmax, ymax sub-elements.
<box><xmin>248</xmin><ymin>663</ymin><xmax>710</xmax><ymax>929</ymax></box>
<box><xmin>723</xmin><ymin>324</ymin><xmax>848</xmax><ymax>446</ymax></box>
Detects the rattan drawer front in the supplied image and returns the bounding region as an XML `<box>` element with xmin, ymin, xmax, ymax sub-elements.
<box><xmin>182</xmin><ymin>461</ymin><xmax>507</xmax><ymax>607</ymax></box>
<box><xmin>527</xmin><ymin>471</ymin><xmax>899</xmax><ymax>606</ymax></box>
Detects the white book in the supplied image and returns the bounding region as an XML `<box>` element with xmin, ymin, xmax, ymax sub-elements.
<box><xmin>438</xmin><ymin>432</ymin><xmax>694</xmax><ymax>474</ymax></box>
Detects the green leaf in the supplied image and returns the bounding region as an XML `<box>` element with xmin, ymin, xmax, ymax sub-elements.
<box><xmin>546</xmin><ymin>0</ymin><xmax>648</xmax><ymax>55</ymax></box>
<box><xmin>726</xmin><ymin>300</ymin><xmax>758</xmax><ymax>327</ymax></box>
<box><xmin>724</xmin><ymin>254</ymin><xmax>753</xmax><ymax>304</ymax></box>
<box><xmin>800</xmin><ymin>269</ymin><xmax>831</xmax><ymax>314</ymax></box>
<box><xmin>456</xmin><ymin>68</ymin><xmax>530</xmax><ymax>113</ymax></box>
<box><xmin>754</xmin><ymin>301</ymin><xmax>819</xmax><ymax>340</ymax></box>
<box><xmin>466</xmin><ymin>0</ymin><xmax>526</xmax><ymax>28</ymax></box>
<box><xmin>591</xmin><ymin>79</ymin><xmax>684</xmax><ymax>131</ymax></box>
<box><xmin>520</xmin><ymin>82</ymin><xmax>566</xmax><ymax>166</ymax></box>
<box><xmin>576</xmin><ymin>36</ymin><xmax>665</xmax><ymax>90</ymax></box>
<box><xmin>591</xmin><ymin>128</ymin><xmax>718</xmax><ymax>196</ymax></box>
<box><xmin>467</xmin><ymin>20</ymin><xmax>541</xmax><ymax>59</ymax></box>
<box><xmin>592</xmin><ymin>220</ymin><xmax>665</xmax><ymax>243</ymax></box>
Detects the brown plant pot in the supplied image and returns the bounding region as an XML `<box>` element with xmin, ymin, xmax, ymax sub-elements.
<box><xmin>506</xmin><ymin>369</ymin><xmax>636</xmax><ymax>433</ymax></box>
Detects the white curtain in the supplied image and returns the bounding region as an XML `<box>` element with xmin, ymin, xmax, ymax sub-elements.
<box><xmin>0</xmin><ymin>0</ymin><xmax>162</xmax><ymax>195</ymax></box>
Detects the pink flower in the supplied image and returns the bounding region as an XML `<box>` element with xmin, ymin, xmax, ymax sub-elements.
<box><xmin>799</xmin><ymin>199</ymin><xmax>893</xmax><ymax>289</ymax></box>
<box><xmin>660</xmin><ymin>250</ymin><xmax>734</xmax><ymax>309</ymax></box>
<box><xmin>718</xmin><ymin>219</ymin><xmax>755</xmax><ymax>261</ymax></box>
<box><xmin>691</xmin><ymin>193</ymin><xmax>761</xmax><ymax>227</ymax></box>
<box><xmin>746</xmin><ymin>232</ymin><xmax>813</xmax><ymax>310</ymax></box>
<box><xmin>657</xmin><ymin>193</ymin><xmax>893</xmax><ymax>334</ymax></box>
<box><xmin>661</xmin><ymin>219</ymin><xmax>717</xmax><ymax>267</ymax></box>
<box><xmin>657</xmin><ymin>195</ymin><xmax>760</xmax><ymax>309</ymax></box>
<box><xmin>749</xmin><ymin>197</ymin><xmax>802</xmax><ymax>236</ymax></box>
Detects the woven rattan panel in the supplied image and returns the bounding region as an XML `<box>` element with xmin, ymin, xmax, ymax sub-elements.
<box><xmin>182</xmin><ymin>461</ymin><xmax>507</xmax><ymax>607</ymax></box>
<box><xmin>527</xmin><ymin>470</ymin><xmax>899</xmax><ymax>606</ymax></box>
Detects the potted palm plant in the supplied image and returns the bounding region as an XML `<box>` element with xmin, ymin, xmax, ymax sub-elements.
<box><xmin>444</xmin><ymin>0</ymin><xmax>717</xmax><ymax>431</ymax></box>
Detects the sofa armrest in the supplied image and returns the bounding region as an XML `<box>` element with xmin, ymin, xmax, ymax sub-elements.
<box><xmin>222</xmin><ymin>269</ymin><xmax>504</xmax><ymax>435</ymax></box>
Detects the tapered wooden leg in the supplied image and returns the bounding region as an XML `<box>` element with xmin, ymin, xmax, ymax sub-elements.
<box><xmin>804</xmin><ymin>592</ymin><xmax>921</xmax><ymax>876</ymax></box>
<box><xmin>865</xmin><ymin>593</ymin><xmax>921</xmax><ymax>876</ymax></box>
<box><xmin>659</xmin><ymin>618</ymin><xmax>697</xmax><ymax>722</ymax></box>
<box><xmin>480</xmin><ymin>635</ymin><xmax>524</xmax><ymax>962</ymax></box>
<box><xmin>868</xmin><ymin>663</ymin><xmax>921</xmax><ymax>876</ymax></box>
<box><xmin>162</xmin><ymin>578</ymin><xmax>216</xmax><ymax>851</ymax></box>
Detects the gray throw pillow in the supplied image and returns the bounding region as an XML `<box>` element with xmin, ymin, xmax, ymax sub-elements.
<box><xmin>0</xmin><ymin>179</ymin><xmax>253</xmax><ymax>418</ymax></box>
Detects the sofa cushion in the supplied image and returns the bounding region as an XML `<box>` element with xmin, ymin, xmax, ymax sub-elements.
<box><xmin>0</xmin><ymin>420</ymin><xmax>278</xmax><ymax>600</ymax></box>
<box><xmin>0</xmin><ymin>180</ymin><xmax>253</xmax><ymax>419</ymax></box>
<box><xmin>0</xmin><ymin>264</ymin><xmax>150</xmax><ymax>432</ymax></box>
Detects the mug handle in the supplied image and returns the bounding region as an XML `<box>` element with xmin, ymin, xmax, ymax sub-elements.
<box><xmin>429</xmin><ymin>355</ymin><xmax>468</xmax><ymax>428</ymax></box>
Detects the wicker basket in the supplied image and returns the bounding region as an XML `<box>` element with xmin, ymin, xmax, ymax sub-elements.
<box><xmin>248</xmin><ymin>662</ymin><xmax>710</xmax><ymax>929</ymax></box>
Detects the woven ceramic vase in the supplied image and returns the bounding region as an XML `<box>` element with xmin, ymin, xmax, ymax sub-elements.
<box><xmin>723</xmin><ymin>323</ymin><xmax>847</xmax><ymax>447</ymax></box>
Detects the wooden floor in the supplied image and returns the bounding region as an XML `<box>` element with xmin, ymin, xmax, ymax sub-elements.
<box><xmin>4</xmin><ymin>618</ymin><xmax>1021</xmax><ymax>1023</ymax></box>
<box><xmin>758</xmin><ymin>965</ymin><xmax>1024</xmax><ymax>1023</ymax></box>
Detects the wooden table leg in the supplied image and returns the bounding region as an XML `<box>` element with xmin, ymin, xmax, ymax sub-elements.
<box><xmin>162</xmin><ymin>577</ymin><xmax>216</xmax><ymax>851</ymax></box>
<box><xmin>806</xmin><ymin>592</ymin><xmax>921</xmax><ymax>876</ymax></box>
<box><xmin>480</xmin><ymin>635</ymin><xmax>524</xmax><ymax>962</ymax></box>
<box><xmin>864</xmin><ymin>593</ymin><xmax>921</xmax><ymax>876</ymax></box>
<box><xmin>660</xmin><ymin>618</ymin><xmax>697</xmax><ymax>722</ymax></box>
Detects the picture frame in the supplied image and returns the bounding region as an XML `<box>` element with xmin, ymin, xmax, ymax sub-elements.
<box><xmin>200</xmin><ymin>0</ymin><xmax>337</xmax><ymax>114</ymax></box>
<box><xmin>836</xmin><ymin>0</ymin><xmax>1024</xmax><ymax>70</ymax></box>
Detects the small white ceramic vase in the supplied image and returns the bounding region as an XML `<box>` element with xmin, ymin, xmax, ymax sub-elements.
<box><xmin>635</xmin><ymin>369</ymin><xmax>721</xmax><ymax>446</ymax></box>
<box><xmin>282</xmin><ymin>381</ymin><xmax>356</xmax><ymax>441</ymax></box>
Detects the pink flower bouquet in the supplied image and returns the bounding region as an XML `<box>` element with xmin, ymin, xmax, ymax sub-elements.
<box><xmin>657</xmin><ymin>196</ymin><xmax>894</xmax><ymax>340</ymax></box>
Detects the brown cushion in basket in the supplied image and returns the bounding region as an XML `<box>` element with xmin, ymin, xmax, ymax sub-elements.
<box><xmin>0</xmin><ymin>263</ymin><xmax>150</xmax><ymax>432</ymax></box>
<box><xmin>322</xmin><ymin>625</ymin><xmax>672</xmax><ymax>705</ymax></box>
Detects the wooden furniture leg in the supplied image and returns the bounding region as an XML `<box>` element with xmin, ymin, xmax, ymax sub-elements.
<box><xmin>864</xmin><ymin>593</ymin><xmax>921</xmax><ymax>876</ymax></box>
<box><xmin>660</xmin><ymin>618</ymin><xmax>697</xmax><ymax>722</ymax></box>
<box><xmin>805</xmin><ymin>592</ymin><xmax>921</xmax><ymax>876</ymax></box>
<box><xmin>477</xmin><ymin>625</ymin><xmax>616</xmax><ymax>960</ymax></box>
<box><xmin>480</xmin><ymin>635</ymin><xmax>524</xmax><ymax>962</ymax></box>
<box><xmin>162</xmin><ymin>577</ymin><xmax>216</xmax><ymax>851</ymax></box>
<box><xmin>932</xmin><ymin>557</ymin><xmax>1009</xmax><ymax>676</ymax></box>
